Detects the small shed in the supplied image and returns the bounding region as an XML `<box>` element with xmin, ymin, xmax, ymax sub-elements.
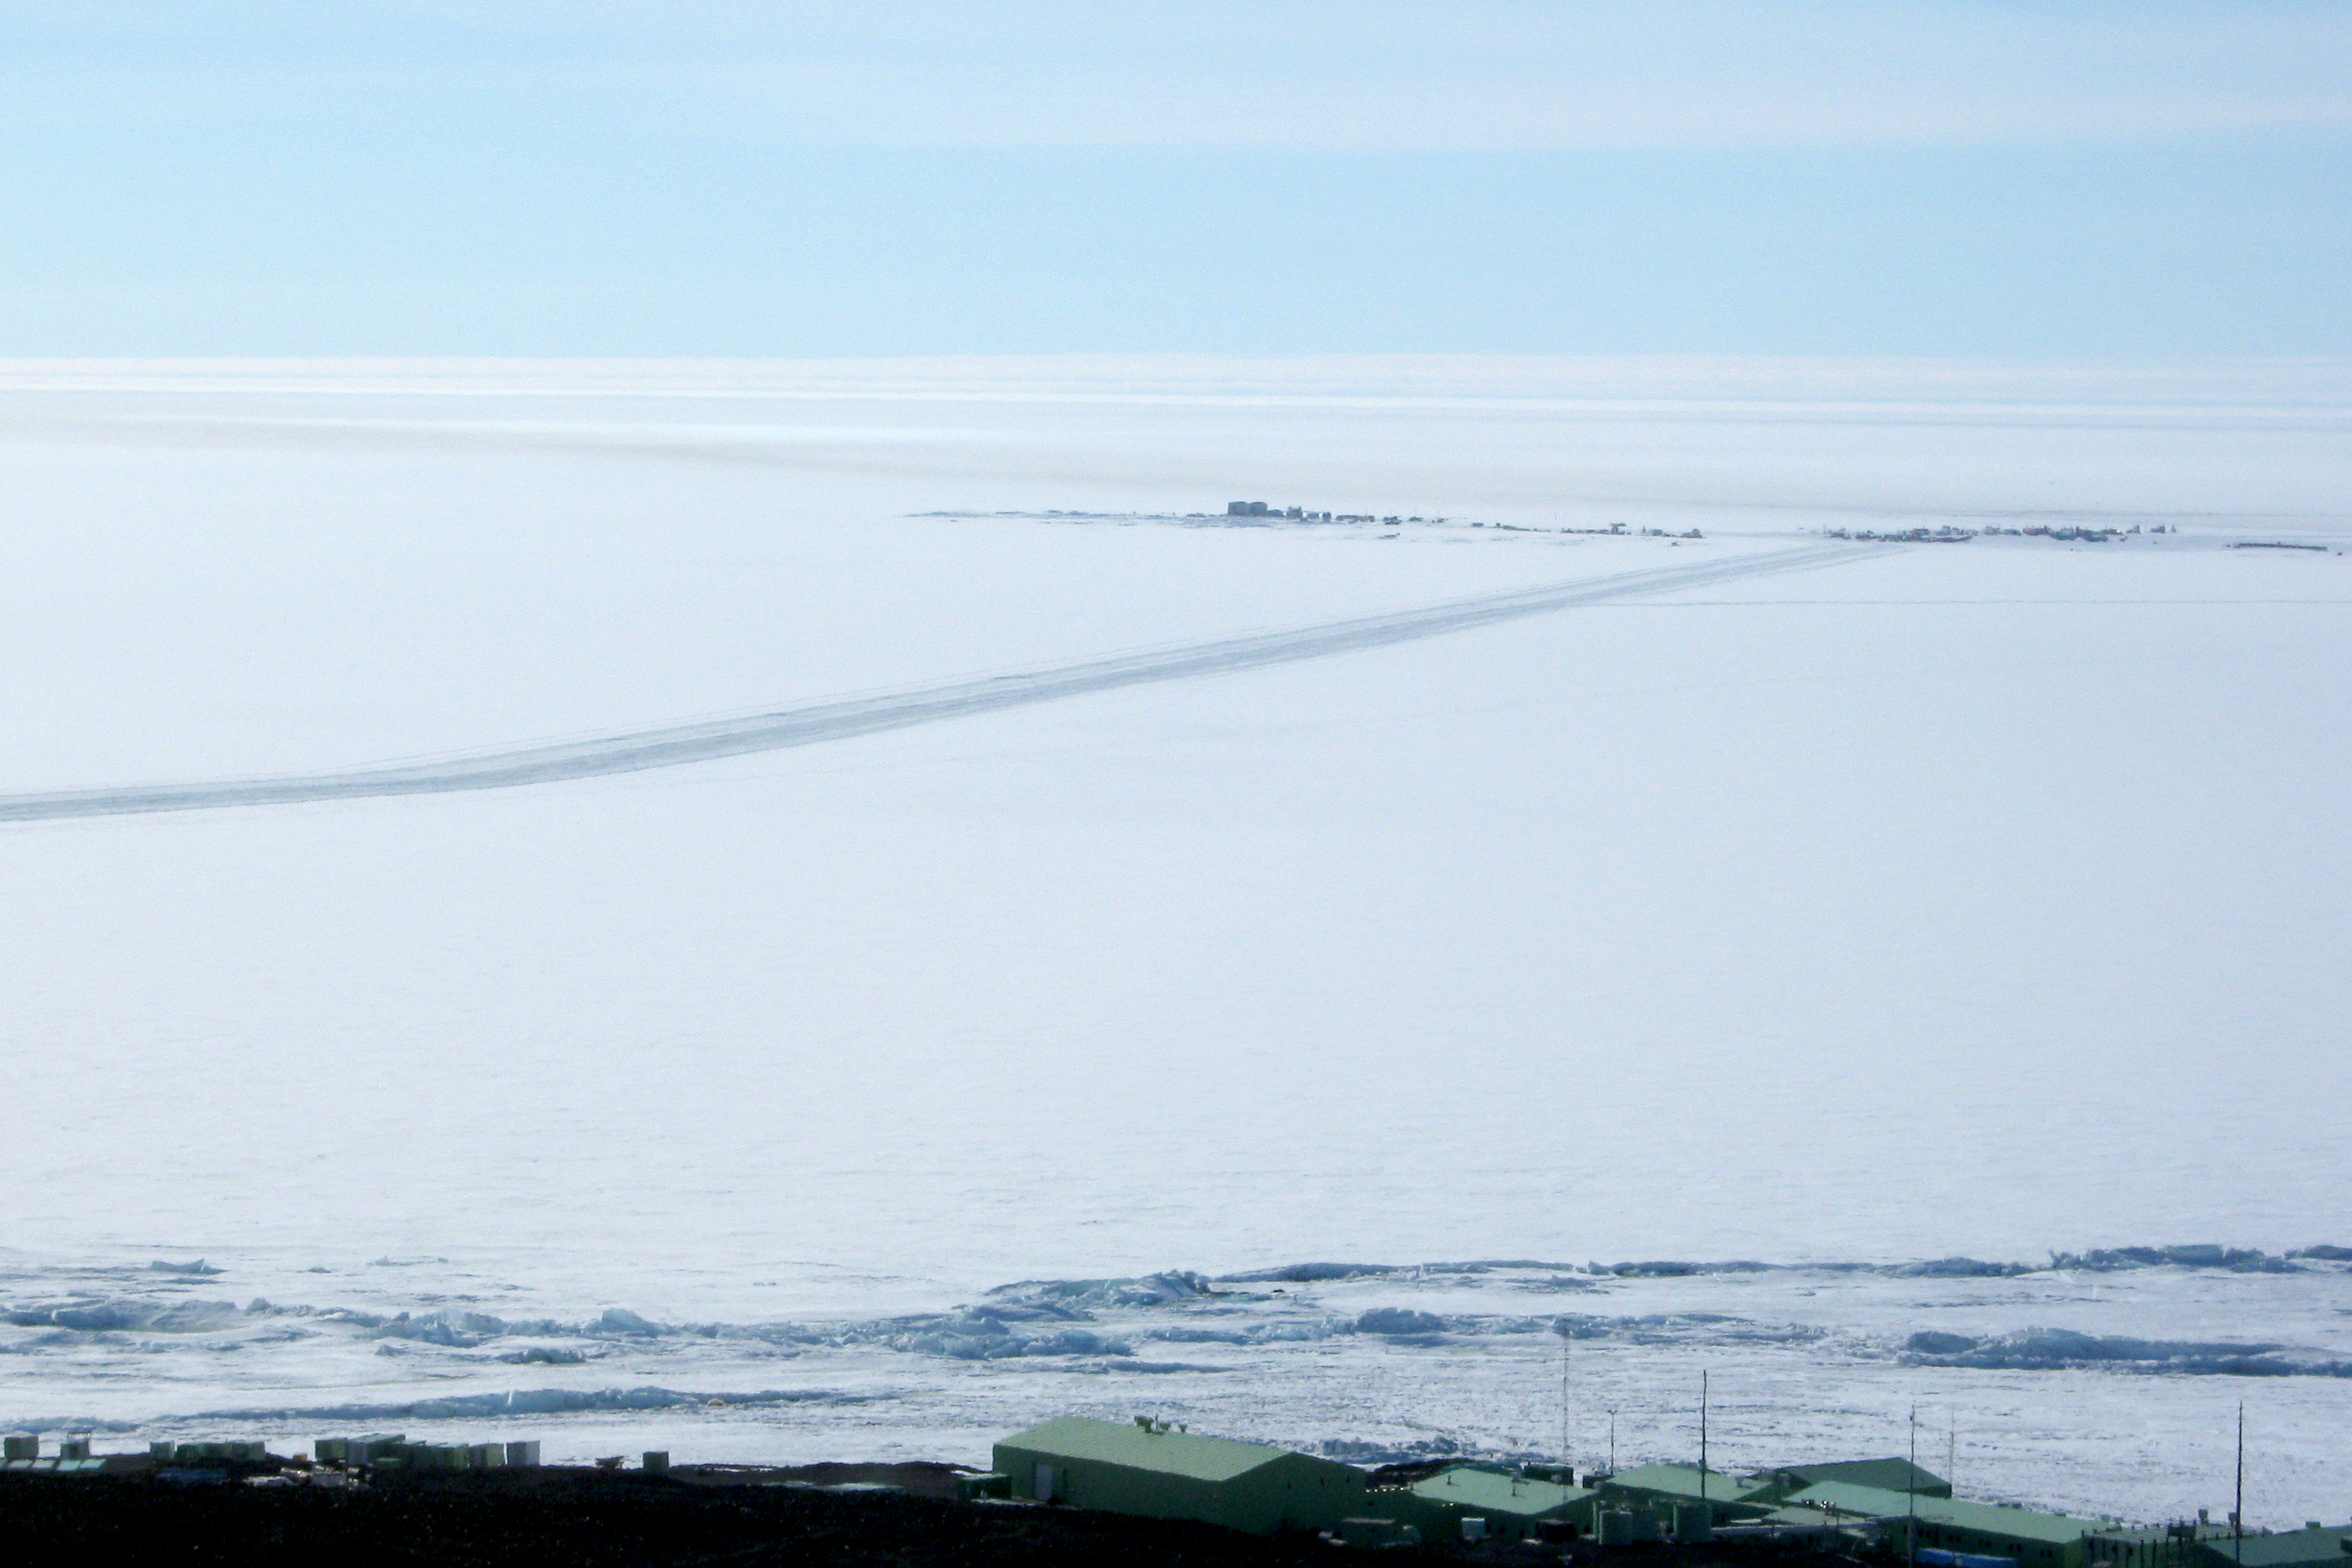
<box><xmin>992</xmin><ymin>1416</ymin><xmax>1366</xmax><ymax>1536</ymax></box>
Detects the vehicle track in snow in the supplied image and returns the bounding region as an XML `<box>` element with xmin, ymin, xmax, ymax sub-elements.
<box><xmin>0</xmin><ymin>543</ymin><xmax>1873</xmax><ymax>822</ymax></box>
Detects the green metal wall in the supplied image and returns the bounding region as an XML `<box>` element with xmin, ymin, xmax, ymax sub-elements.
<box><xmin>990</xmin><ymin>1442</ymin><xmax>1365</xmax><ymax>1535</ymax></box>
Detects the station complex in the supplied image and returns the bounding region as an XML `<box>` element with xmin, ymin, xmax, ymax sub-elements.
<box><xmin>8</xmin><ymin>1413</ymin><xmax>2345</xmax><ymax>1564</ymax></box>
<box><xmin>991</xmin><ymin>1415</ymin><xmax>2352</xmax><ymax>1561</ymax></box>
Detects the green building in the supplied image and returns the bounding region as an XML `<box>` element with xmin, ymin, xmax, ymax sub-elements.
<box><xmin>1766</xmin><ymin>1458</ymin><xmax>1954</xmax><ymax>1498</ymax></box>
<box><xmin>992</xmin><ymin>1416</ymin><xmax>1367</xmax><ymax>1536</ymax></box>
<box><xmin>1598</xmin><ymin>1463</ymin><xmax>1778</xmax><ymax>1519</ymax></box>
<box><xmin>1366</xmin><ymin>1464</ymin><xmax>1598</xmax><ymax>1543</ymax></box>
<box><xmin>2189</xmin><ymin>1522</ymin><xmax>2352</xmax><ymax>1568</ymax></box>
<box><xmin>1786</xmin><ymin>1480</ymin><xmax>2113</xmax><ymax>1568</ymax></box>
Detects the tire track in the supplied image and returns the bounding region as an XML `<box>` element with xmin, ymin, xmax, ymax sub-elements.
<box><xmin>0</xmin><ymin>543</ymin><xmax>1872</xmax><ymax>822</ymax></box>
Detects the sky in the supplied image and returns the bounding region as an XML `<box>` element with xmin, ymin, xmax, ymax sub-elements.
<box><xmin>1</xmin><ymin>1</ymin><xmax>2349</xmax><ymax>356</ymax></box>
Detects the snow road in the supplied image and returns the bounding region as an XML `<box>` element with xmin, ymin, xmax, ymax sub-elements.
<box><xmin>0</xmin><ymin>542</ymin><xmax>1867</xmax><ymax>822</ymax></box>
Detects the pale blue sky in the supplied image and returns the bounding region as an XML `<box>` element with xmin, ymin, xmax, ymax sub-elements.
<box><xmin>3</xmin><ymin>1</ymin><xmax>2348</xmax><ymax>355</ymax></box>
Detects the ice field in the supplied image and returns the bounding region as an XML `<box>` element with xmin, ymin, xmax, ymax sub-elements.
<box><xmin>1</xmin><ymin>357</ymin><xmax>2347</xmax><ymax>1522</ymax></box>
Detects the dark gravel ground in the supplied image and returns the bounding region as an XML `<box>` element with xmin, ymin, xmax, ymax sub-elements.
<box><xmin>1</xmin><ymin>1469</ymin><xmax>1343</xmax><ymax>1567</ymax></box>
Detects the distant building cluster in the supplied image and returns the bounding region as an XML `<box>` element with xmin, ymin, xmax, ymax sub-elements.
<box><xmin>1543</xmin><ymin>522</ymin><xmax>1704</xmax><ymax>539</ymax></box>
<box><xmin>984</xmin><ymin>1415</ymin><xmax>2339</xmax><ymax>1560</ymax></box>
<box><xmin>314</xmin><ymin>1435</ymin><xmax>542</xmax><ymax>1472</ymax></box>
<box><xmin>1</xmin><ymin>1429</ymin><xmax>542</xmax><ymax>1483</ymax></box>
<box><xmin>934</xmin><ymin>503</ymin><xmax>1732</xmax><ymax>539</ymax></box>
<box><xmin>1982</xmin><ymin>526</ymin><xmax>2125</xmax><ymax>541</ymax></box>
<box><xmin>1822</xmin><ymin>525</ymin><xmax>1980</xmax><ymax>542</ymax></box>
<box><xmin>1225</xmin><ymin>500</ymin><xmax>1439</xmax><ymax>524</ymax></box>
<box><xmin>1825</xmin><ymin>524</ymin><xmax>2190</xmax><ymax>544</ymax></box>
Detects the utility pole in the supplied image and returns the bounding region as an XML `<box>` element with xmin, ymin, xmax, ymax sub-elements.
<box><xmin>1909</xmin><ymin>1407</ymin><xmax>1920</xmax><ymax>1568</ymax></box>
<box><xmin>2235</xmin><ymin>1402</ymin><xmax>2245</xmax><ymax>1566</ymax></box>
<box><xmin>1700</xmin><ymin>1371</ymin><xmax>1709</xmax><ymax>1503</ymax></box>
<box><xmin>1561</xmin><ymin>1326</ymin><xmax>1571</xmax><ymax>1474</ymax></box>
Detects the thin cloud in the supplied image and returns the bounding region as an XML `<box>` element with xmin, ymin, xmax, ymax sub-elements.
<box><xmin>4</xmin><ymin>1</ymin><xmax>2349</xmax><ymax>149</ymax></box>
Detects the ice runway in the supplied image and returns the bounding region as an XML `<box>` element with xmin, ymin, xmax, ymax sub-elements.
<box><xmin>0</xmin><ymin>543</ymin><xmax>1863</xmax><ymax>821</ymax></box>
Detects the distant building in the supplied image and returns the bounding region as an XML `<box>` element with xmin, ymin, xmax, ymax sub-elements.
<box><xmin>993</xmin><ymin>1415</ymin><xmax>1367</xmax><ymax>1536</ymax></box>
<box><xmin>1227</xmin><ymin>501</ymin><xmax>1270</xmax><ymax>516</ymax></box>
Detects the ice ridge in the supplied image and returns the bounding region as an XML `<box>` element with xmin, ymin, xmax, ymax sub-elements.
<box><xmin>184</xmin><ymin>1386</ymin><xmax>875</xmax><ymax>1425</ymax></box>
<box><xmin>1222</xmin><ymin>1245</ymin><xmax>2348</xmax><ymax>1282</ymax></box>
<box><xmin>1901</xmin><ymin>1327</ymin><xmax>2352</xmax><ymax>1376</ymax></box>
<box><xmin>2050</xmin><ymin>1246</ymin><xmax>2300</xmax><ymax>1273</ymax></box>
<box><xmin>0</xmin><ymin>1385</ymin><xmax>872</xmax><ymax>1436</ymax></box>
<box><xmin>4</xmin><ymin>1298</ymin><xmax>245</xmax><ymax>1332</ymax></box>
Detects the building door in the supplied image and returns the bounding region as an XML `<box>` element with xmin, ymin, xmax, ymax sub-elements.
<box><xmin>1035</xmin><ymin>1462</ymin><xmax>1056</xmax><ymax>1501</ymax></box>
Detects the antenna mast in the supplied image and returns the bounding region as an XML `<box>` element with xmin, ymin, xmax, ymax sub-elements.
<box><xmin>1908</xmin><ymin>1407</ymin><xmax>1920</xmax><ymax>1568</ymax></box>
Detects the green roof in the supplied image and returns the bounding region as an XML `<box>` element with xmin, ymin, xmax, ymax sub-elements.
<box><xmin>1407</xmin><ymin>1468</ymin><xmax>1595</xmax><ymax>1519</ymax></box>
<box><xmin>996</xmin><ymin>1417</ymin><xmax>1302</xmax><ymax>1483</ymax></box>
<box><xmin>1785</xmin><ymin>1482</ymin><xmax>2108</xmax><ymax>1544</ymax></box>
<box><xmin>1774</xmin><ymin>1459</ymin><xmax>1950</xmax><ymax>1495</ymax></box>
<box><xmin>1603</xmin><ymin>1464</ymin><xmax>1774</xmax><ymax>1504</ymax></box>
<box><xmin>2195</xmin><ymin>1525</ymin><xmax>2352</xmax><ymax>1568</ymax></box>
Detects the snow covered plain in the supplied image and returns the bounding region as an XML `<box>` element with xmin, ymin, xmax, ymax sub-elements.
<box><xmin>1</xmin><ymin>358</ymin><xmax>2347</xmax><ymax>1523</ymax></box>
